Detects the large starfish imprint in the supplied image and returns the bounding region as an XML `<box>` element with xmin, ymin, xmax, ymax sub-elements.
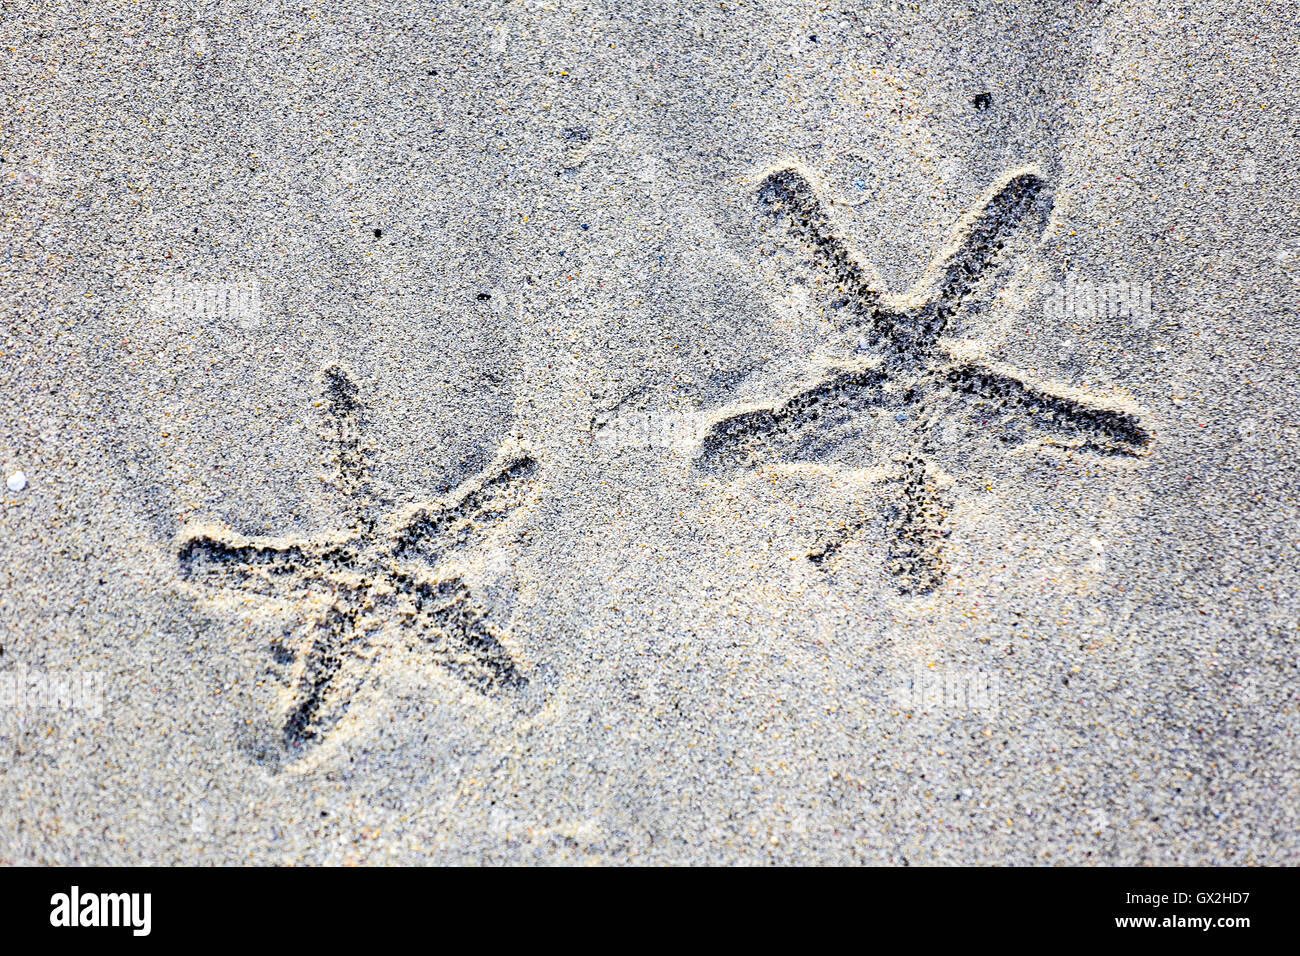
<box><xmin>176</xmin><ymin>366</ymin><xmax>537</xmax><ymax>753</ymax></box>
<box><xmin>697</xmin><ymin>164</ymin><xmax>1152</xmax><ymax>593</ymax></box>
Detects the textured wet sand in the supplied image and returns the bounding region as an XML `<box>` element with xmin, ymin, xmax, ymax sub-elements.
<box><xmin>1</xmin><ymin>1</ymin><xmax>1296</xmax><ymax>863</ymax></box>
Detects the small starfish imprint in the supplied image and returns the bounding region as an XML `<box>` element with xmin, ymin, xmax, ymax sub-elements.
<box><xmin>697</xmin><ymin>162</ymin><xmax>1152</xmax><ymax>593</ymax></box>
<box><xmin>176</xmin><ymin>365</ymin><xmax>538</xmax><ymax>757</ymax></box>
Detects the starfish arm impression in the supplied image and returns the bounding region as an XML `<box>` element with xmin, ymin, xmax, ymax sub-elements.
<box><xmin>758</xmin><ymin>165</ymin><xmax>886</xmax><ymax>322</ymax></box>
<box><xmin>885</xmin><ymin>457</ymin><xmax>950</xmax><ymax>594</ymax></box>
<box><xmin>319</xmin><ymin>364</ymin><xmax>381</xmax><ymax>540</ymax></box>
<box><xmin>397</xmin><ymin>575</ymin><xmax>527</xmax><ymax>695</ymax></box>
<box><xmin>927</xmin><ymin>171</ymin><xmax>1053</xmax><ymax>325</ymax></box>
<box><xmin>281</xmin><ymin>599</ymin><xmax>374</xmax><ymax>748</ymax></box>
<box><xmin>387</xmin><ymin>451</ymin><xmax>539</xmax><ymax>567</ymax></box>
<box><xmin>943</xmin><ymin>362</ymin><xmax>1151</xmax><ymax>456</ymax></box>
<box><xmin>176</xmin><ymin>526</ymin><xmax>354</xmax><ymax>598</ymax></box>
<box><xmin>697</xmin><ymin>367</ymin><xmax>891</xmax><ymax>471</ymax></box>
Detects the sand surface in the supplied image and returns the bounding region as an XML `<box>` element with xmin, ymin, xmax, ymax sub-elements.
<box><xmin>1</xmin><ymin>0</ymin><xmax>1297</xmax><ymax>863</ymax></box>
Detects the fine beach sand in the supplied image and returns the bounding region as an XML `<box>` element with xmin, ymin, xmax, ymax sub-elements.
<box><xmin>1</xmin><ymin>0</ymin><xmax>1297</xmax><ymax>863</ymax></box>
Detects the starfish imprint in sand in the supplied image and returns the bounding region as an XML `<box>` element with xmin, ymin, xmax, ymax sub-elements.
<box><xmin>176</xmin><ymin>365</ymin><xmax>538</xmax><ymax>755</ymax></box>
<box><xmin>697</xmin><ymin>163</ymin><xmax>1152</xmax><ymax>594</ymax></box>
